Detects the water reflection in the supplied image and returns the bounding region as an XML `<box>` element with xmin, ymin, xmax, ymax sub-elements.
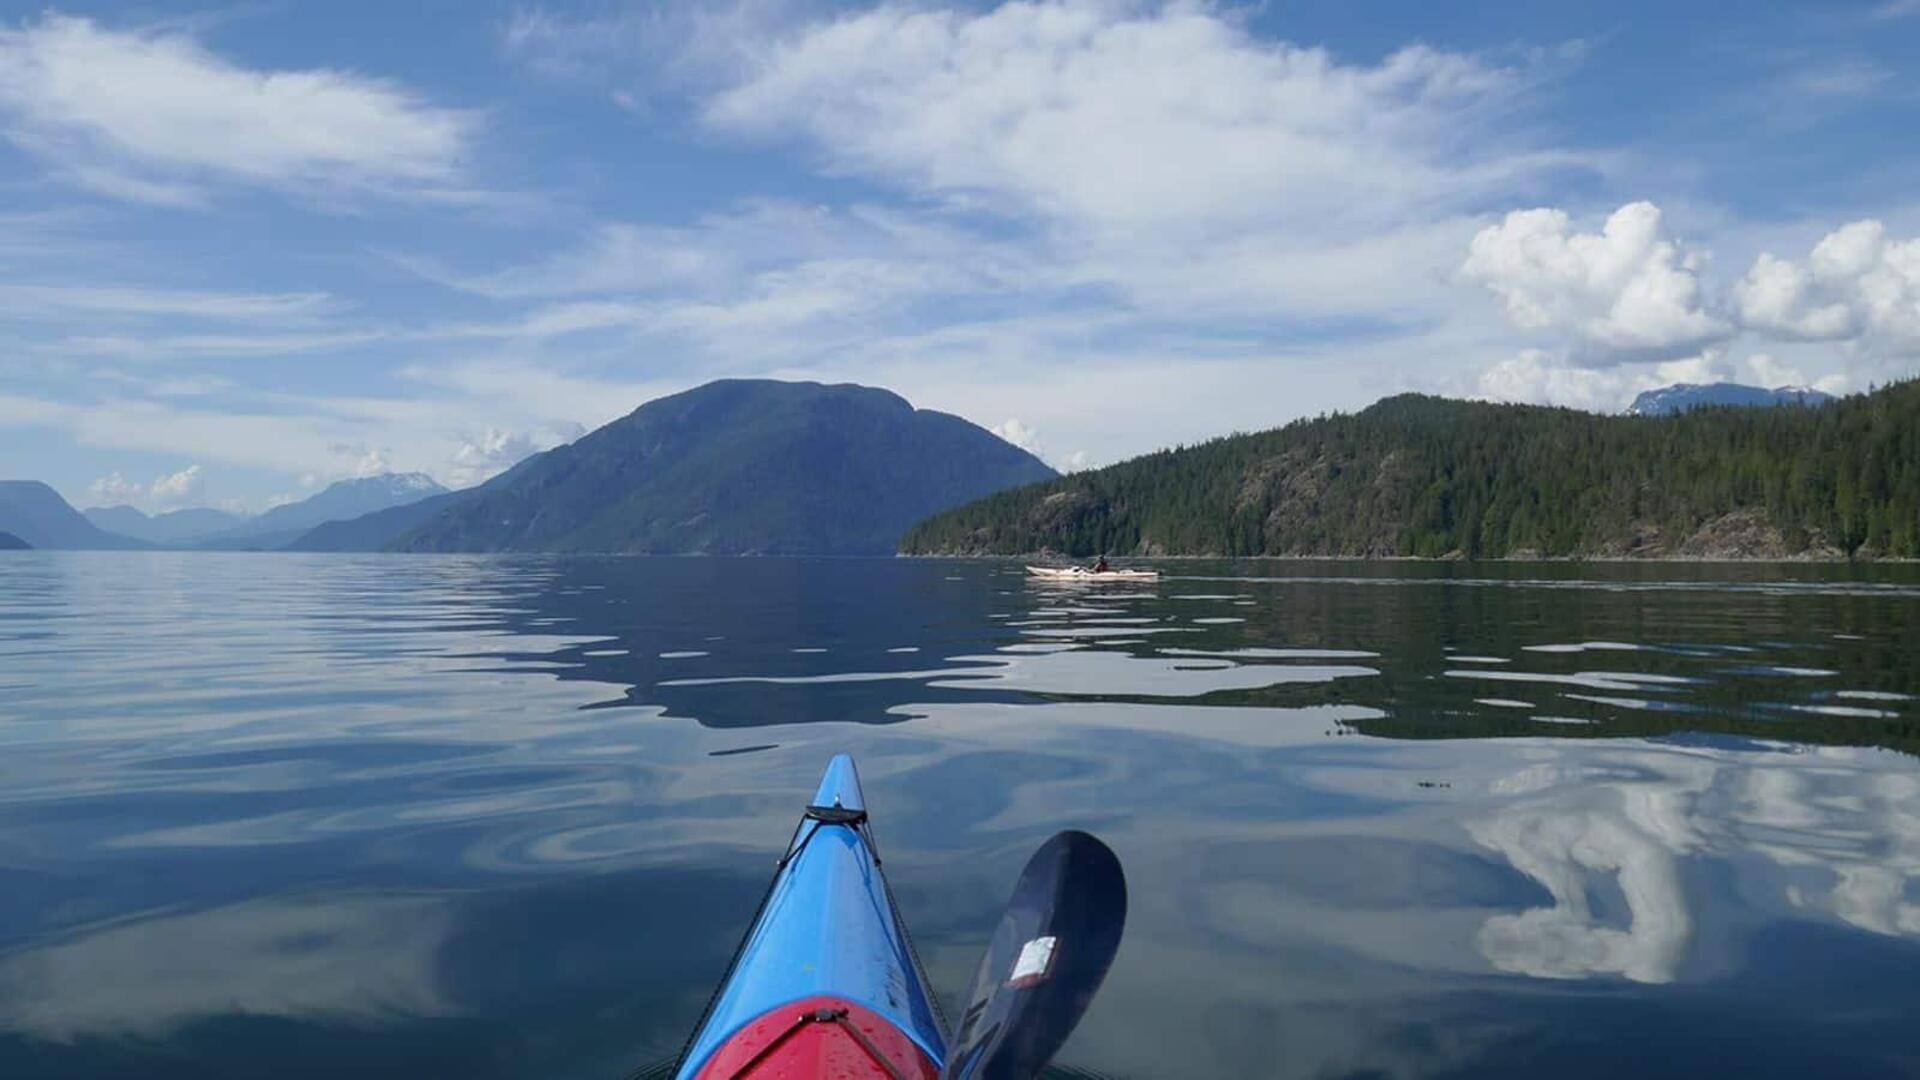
<box><xmin>0</xmin><ymin>895</ymin><xmax>454</xmax><ymax>1040</ymax></box>
<box><xmin>1466</xmin><ymin>738</ymin><xmax>1920</xmax><ymax>982</ymax></box>
<box><xmin>0</xmin><ymin>553</ymin><xmax>1916</xmax><ymax>1077</ymax></box>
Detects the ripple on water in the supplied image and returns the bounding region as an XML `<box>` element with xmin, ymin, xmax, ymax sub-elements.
<box><xmin>1161</xmin><ymin>646</ymin><xmax>1381</xmax><ymax>660</ymax></box>
<box><xmin>1446</xmin><ymin>668</ymin><xmax>1699</xmax><ymax>693</ymax></box>
<box><xmin>2</xmin><ymin>554</ymin><xmax>1918</xmax><ymax>1079</ymax></box>
<box><xmin>661</xmin><ymin>644</ymin><xmax>1378</xmax><ymax>700</ymax></box>
<box><xmin>1782</xmin><ymin>703</ymin><xmax>1901</xmax><ymax>719</ymax></box>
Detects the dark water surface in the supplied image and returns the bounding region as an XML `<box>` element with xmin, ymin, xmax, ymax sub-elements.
<box><xmin>2</xmin><ymin>554</ymin><xmax>1918</xmax><ymax>1078</ymax></box>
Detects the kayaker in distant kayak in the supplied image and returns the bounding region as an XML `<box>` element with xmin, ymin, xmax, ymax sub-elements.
<box><xmin>1092</xmin><ymin>556</ymin><xmax>1110</xmax><ymax>573</ymax></box>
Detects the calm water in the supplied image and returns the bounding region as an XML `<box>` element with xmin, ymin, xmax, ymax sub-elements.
<box><xmin>2</xmin><ymin>554</ymin><xmax>1918</xmax><ymax>1079</ymax></box>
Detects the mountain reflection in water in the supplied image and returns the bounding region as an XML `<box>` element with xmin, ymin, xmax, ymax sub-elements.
<box><xmin>0</xmin><ymin>554</ymin><xmax>1916</xmax><ymax>1078</ymax></box>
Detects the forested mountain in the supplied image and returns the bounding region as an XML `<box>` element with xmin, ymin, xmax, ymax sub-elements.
<box><xmin>0</xmin><ymin>531</ymin><xmax>30</xmax><ymax>550</ymax></box>
<box><xmin>394</xmin><ymin>379</ymin><xmax>1056</xmax><ymax>554</ymax></box>
<box><xmin>902</xmin><ymin>380</ymin><xmax>1920</xmax><ymax>560</ymax></box>
<box><xmin>284</xmin><ymin>490</ymin><xmax>468</xmax><ymax>551</ymax></box>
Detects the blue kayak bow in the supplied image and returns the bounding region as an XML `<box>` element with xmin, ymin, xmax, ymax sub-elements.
<box><xmin>675</xmin><ymin>755</ymin><xmax>1125</xmax><ymax>1080</ymax></box>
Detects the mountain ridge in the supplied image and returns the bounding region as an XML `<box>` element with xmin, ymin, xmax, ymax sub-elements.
<box><xmin>83</xmin><ymin>505</ymin><xmax>245</xmax><ymax>545</ymax></box>
<box><xmin>902</xmin><ymin>380</ymin><xmax>1920</xmax><ymax>560</ymax></box>
<box><xmin>1627</xmin><ymin>382</ymin><xmax>1835</xmax><ymax>416</ymax></box>
<box><xmin>286</xmin><ymin>451</ymin><xmax>552</xmax><ymax>551</ymax></box>
<box><xmin>0</xmin><ymin>481</ymin><xmax>149</xmax><ymax>550</ymax></box>
<box><xmin>193</xmin><ymin>473</ymin><xmax>449</xmax><ymax>549</ymax></box>
<box><xmin>393</xmin><ymin>379</ymin><xmax>1055</xmax><ymax>554</ymax></box>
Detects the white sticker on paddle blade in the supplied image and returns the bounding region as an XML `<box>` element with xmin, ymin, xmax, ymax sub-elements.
<box><xmin>1007</xmin><ymin>935</ymin><xmax>1057</xmax><ymax>987</ymax></box>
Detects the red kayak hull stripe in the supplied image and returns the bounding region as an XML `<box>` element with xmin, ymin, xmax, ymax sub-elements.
<box><xmin>692</xmin><ymin>994</ymin><xmax>940</xmax><ymax>1079</ymax></box>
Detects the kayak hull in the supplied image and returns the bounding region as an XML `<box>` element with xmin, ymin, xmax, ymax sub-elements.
<box><xmin>676</xmin><ymin>755</ymin><xmax>946</xmax><ymax>1079</ymax></box>
<box><xmin>1025</xmin><ymin>565</ymin><xmax>1160</xmax><ymax>581</ymax></box>
<box><xmin>690</xmin><ymin>995</ymin><xmax>939</xmax><ymax>1079</ymax></box>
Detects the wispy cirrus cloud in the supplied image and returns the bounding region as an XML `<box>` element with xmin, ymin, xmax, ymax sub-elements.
<box><xmin>0</xmin><ymin>283</ymin><xmax>335</xmax><ymax>321</ymax></box>
<box><xmin>500</xmin><ymin>0</ymin><xmax>801</xmax><ymax>106</ymax></box>
<box><xmin>701</xmin><ymin>4</ymin><xmax>1560</xmax><ymax>235</ymax></box>
<box><xmin>49</xmin><ymin>330</ymin><xmax>385</xmax><ymax>362</ymax></box>
<box><xmin>502</xmin><ymin>1</ymin><xmax>1586</xmax><ymax>327</ymax></box>
<box><xmin>0</xmin><ymin>13</ymin><xmax>478</xmax><ymax>206</ymax></box>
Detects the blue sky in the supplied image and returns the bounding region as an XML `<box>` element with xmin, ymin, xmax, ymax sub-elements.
<box><xmin>2</xmin><ymin>0</ymin><xmax>1917</xmax><ymax>513</ymax></box>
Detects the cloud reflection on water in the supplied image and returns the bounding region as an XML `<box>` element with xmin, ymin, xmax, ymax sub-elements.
<box><xmin>1462</xmin><ymin>740</ymin><xmax>1920</xmax><ymax>984</ymax></box>
<box><xmin>0</xmin><ymin>896</ymin><xmax>454</xmax><ymax>1041</ymax></box>
<box><xmin>2</xmin><ymin>554</ymin><xmax>1917</xmax><ymax>1077</ymax></box>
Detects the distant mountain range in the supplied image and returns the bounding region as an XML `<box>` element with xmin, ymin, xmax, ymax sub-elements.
<box><xmin>390</xmin><ymin>379</ymin><xmax>1055</xmax><ymax>554</ymax></box>
<box><xmin>1627</xmin><ymin>382</ymin><xmax>1835</xmax><ymax>416</ymax></box>
<box><xmin>0</xmin><ymin>481</ymin><xmax>150</xmax><ymax>550</ymax></box>
<box><xmin>903</xmin><ymin>378</ymin><xmax>1918</xmax><ymax>560</ymax></box>
<box><xmin>285</xmin><ymin>490</ymin><xmax>469</xmax><ymax>552</ymax></box>
<box><xmin>190</xmin><ymin>473</ymin><xmax>448</xmax><ymax>549</ymax></box>
<box><xmin>0</xmin><ymin>530</ymin><xmax>30</xmax><ymax>550</ymax></box>
<box><xmin>9</xmin><ymin>380</ymin><xmax>1052</xmax><ymax>556</ymax></box>
<box><xmin>80</xmin><ymin>473</ymin><xmax>446</xmax><ymax>549</ymax></box>
<box><xmin>83</xmin><ymin>505</ymin><xmax>244</xmax><ymax>544</ymax></box>
<box><xmin>22</xmin><ymin>375</ymin><xmax>1897</xmax><ymax>562</ymax></box>
<box><xmin>3</xmin><ymin>474</ymin><xmax>449</xmax><ymax>551</ymax></box>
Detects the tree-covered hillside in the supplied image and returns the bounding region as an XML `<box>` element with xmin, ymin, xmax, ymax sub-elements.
<box><xmin>395</xmin><ymin>379</ymin><xmax>1056</xmax><ymax>555</ymax></box>
<box><xmin>902</xmin><ymin>380</ymin><xmax>1920</xmax><ymax>559</ymax></box>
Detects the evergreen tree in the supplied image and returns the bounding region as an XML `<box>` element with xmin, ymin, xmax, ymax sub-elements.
<box><xmin>901</xmin><ymin>380</ymin><xmax>1920</xmax><ymax>560</ymax></box>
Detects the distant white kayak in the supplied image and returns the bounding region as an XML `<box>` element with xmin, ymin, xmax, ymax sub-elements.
<box><xmin>1025</xmin><ymin>565</ymin><xmax>1161</xmax><ymax>582</ymax></box>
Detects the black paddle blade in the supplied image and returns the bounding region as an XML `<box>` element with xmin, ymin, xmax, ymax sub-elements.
<box><xmin>941</xmin><ymin>830</ymin><xmax>1127</xmax><ymax>1080</ymax></box>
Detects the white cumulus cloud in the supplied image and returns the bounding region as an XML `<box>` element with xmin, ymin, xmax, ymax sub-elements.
<box><xmin>86</xmin><ymin>471</ymin><xmax>142</xmax><ymax>506</ymax></box>
<box><xmin>1473</xmin><ymin>348</ymin><xmax>1755</xmax><ymax>413</ymax></box>
<box><xmin>1461</xmin><ymin>202</ymin><xmax>1730</xmax><ymax>363</ymax></box>
<box><xmin>987</xmin><ymin>416</ymin><xmax>1094</xmax><ymax>472</ymax></box>
<box><xmin>328</xmin><ymin>444</ymin><xmax>393</xmax><ymax>479</ymax></box>
<box><xmin>1476</xmin><ymin>350</ymin><xmax>1633</xmax><ymax>412</ymax></box>
<box><xmin>990</xmin><ymin>418</ymin><xmax>1041</xmax><ymax>454</ymax></box>
<box><xmin>447</xmin><ymin>428</ymin><xmax>544</xmax><ymax>486</ymax></box>
<box><xmin>1734</xmin><ymin>220</ymin><xmax>1920</xmax><ymax>349</ymax></box>
<box><xmin>1741</xmin><ymin>352</ymin><xmax>1847</xmax><ymax>393</ymax></box>
<box><xmin>148</xmin><ymin>464</ymin><xmax>203</xmax><ymax>508</ymax></box>
<box><xmin>86</xmin><ymin>464</ymin><xmax>204</xmax><ymax>509</ymax></box>
<box><xmin>0</xmin><ymin>14</ymin><xmax>476</xmax><ymax>205</ymax></box>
